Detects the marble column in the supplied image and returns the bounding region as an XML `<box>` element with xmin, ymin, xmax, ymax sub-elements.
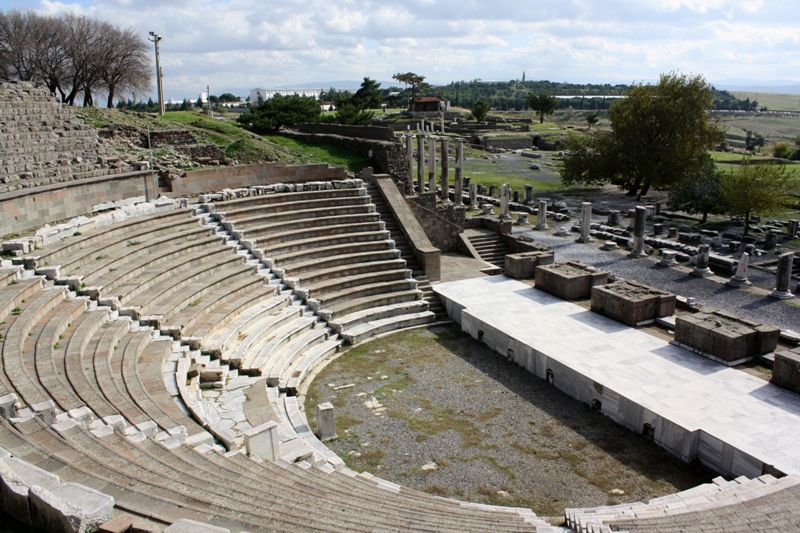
<box><xmin>427</xmin><ymin>136</ymin><xmax>436</xmax><ymax>194</ymax></box>
<box><xmin>499</xmin><ymin>184</ymin><xmax>511</xmax><ymax>220</ymax></box>
<box><xmin>523</xmin><ymin>184</ymin><xmax>534</xmax><ymax>205</ymax></box>
<box><xmin>535</xmin><ymin>200</ymin><xmax>549</xmax><ymax>230</ymax></box>
<box><xmin>440</xmin><ymin>138</ymin><xmax>451</xmax><ymax>203</ymax></box>
<box><xmin>454</xmin><ymin>139</ymin><xmax>464</xmax><ymax>206</ymax></box>
<box><xmin>628</xmin><ymin>205</ymin><xmax>646</xmax><ymax>256</ymax></box>
<box><xmin>405</xmin><ymin>134</ymin><xmax>413</xmax><ymax>196</ymax></box>
<box><xmin>607</xmin><ymin>210</ymin><xmax>620</xmax><ymax>225</ymax></box>
<box><xmin>468</xmin><ymin>182</ymin><xmax>479</xmax><ymax>211</ymax></box>
<box><xmin>770</xmin><ymin>252</ymin><xmax>795</xmax><ymax>299</ymax></box>
<box><xmin>515</xmin><ymin>213</ymin><xmax>529</xmax><ymax>225</ymax></box>
<box><xmin>726</xmin><ymin>252</ymin><xmax>752</xmax><ymax>287</ymax></box>
<box><xmin>577</xmin><ymin>202</ymin><xmax>594</xmax><ymax>243</ymax></box>
<box><xmin>691</xmin><ymin>244</ymin><xmax>712</xmax><ymax>277</ymax></box>
<box><xmin>416</xmin><ymin>135</ymin><xmax>425</xmax><ymax>194</ymax></box>
<box><xmin>659</xmin><ymin>250</ymin><xmax>678</xmax><ymax>266</ymax></box>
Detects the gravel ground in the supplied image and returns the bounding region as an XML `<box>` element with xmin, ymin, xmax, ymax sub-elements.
<box><xmin>522</xmin><ymin>227</ymin><xmax>800</xmax><ymax>333</ymax></box>
<box><xmin>306</xmin><ymin>325</ymin><xmax>714</xmax><ymax>518</ymax></box>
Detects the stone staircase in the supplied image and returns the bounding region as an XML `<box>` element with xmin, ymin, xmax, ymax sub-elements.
<box><xmin>364</xmin><ymin>181</ymin><xmax>448</xmax><ymax>321</ymax></box>
<box><xmin>0</xmin><ymin>81</ymin><xmax>131</xmax><ymax>193</ymax></box>
<box><xmin>466</xmin><ymin>229</ymin><xmax>513</xmax><ymax>270</ymax></box>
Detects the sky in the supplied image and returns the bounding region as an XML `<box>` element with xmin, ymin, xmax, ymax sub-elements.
<box><xmin>6</xmin><ymin>0</ymin><xmax>800</xmax><ymax>100</ymax></box>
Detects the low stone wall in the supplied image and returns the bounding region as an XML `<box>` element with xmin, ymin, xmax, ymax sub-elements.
<box><xmin>592</xmin><ymin>280</ymin><xmax>676</xmax><ymax>327</ymax></box>
<box><xmin>405</xmin><ymin>193</ymin><xmax>466</xmax><ymax>252</ymax></box>
<box><xmin>174</xmin><ymin>144</ymin><xmax>227</xmax><ymax>164</ymax></box>
<box><xmin>297</xmin><ymin>123</ymin><xmax>396</xmax><ymax>141</ymax></box>
<box><xmin>535</xmin><ymin>261</ymin><xmax>609</xmax><ymax>300</ymax></box>
<box><xmin>282</xmin><ymin>130</ymin><xmax>407</xmax><ymax>189</ymax></box>
<box><xmin>167</xmin><ymin>162</ymin><xmax>347</xmax><ymax>197</ymax></box>
<box><xmin>674</xmin><ymin>309</ymin><xmax>780</xmax><ymax>365</ymax></box>
<box><xmin>0</xmin><ymin>170</ymin><xmax>154</xmax><ymax>237</ymax></box>
<box><xmin>482</xmin><ymin>136</ymin><xmax>535</xmax><ymax>150</ymax></box>
<box><xmin>147</xmin><ymin>129</ymin><xmax>198</xmax><ymax>148</ymax></box>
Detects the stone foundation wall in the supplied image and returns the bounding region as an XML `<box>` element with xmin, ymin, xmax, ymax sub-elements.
<box><xmin>771</xmin><ymin>349</ymin><xmax>800</xmax><ymax>393</ymax></box>
<box><xmin>297</xmin><ymin>123</ymin><xmax>396</xmax><ymax>141</ymax></box>
<box><xmin>592</xmin><ymin>280</ymin><xmax>675</xmax><ymax>327</ymax></box>
<box><xmin>174</xmin><ymin>144</ymin><xmax>227</xmax><ymax>164</ymax></box>
<box><xmin>147</xmin><ymin>129</ymin><xmax>198</xmax><ymax>148</ymax></box>
<box><xmin>535</xmin><ymin>261</ymin><xmax>609</xmax><ymax>300</ymax></box>
<box><xmin>406</xmin><ymin>193</ymin><xmax>466</xmax><ymax>252</ymax></box>
<box><xmin>168</xmin><ymin>162</ymin><xmax>347</xmax><ymax>197</ymax></box>
<box><xmin>482</xmin><ymin>136</ymin><xmax>535</xmax><ymax>150</ymax></box>
<box><xmin>674</xmin><ymin>309</ymin><xmax>780</xmax><ymax>364</ymax></box>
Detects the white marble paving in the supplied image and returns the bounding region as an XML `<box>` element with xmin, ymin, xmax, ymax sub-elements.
<box><xmin>434</xmin><ymin>276</ymin><xmax>800</xmax><ymax>478</ymax></box>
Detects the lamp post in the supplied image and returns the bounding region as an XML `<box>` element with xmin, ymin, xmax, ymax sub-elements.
<box><xmin>148</xmin><ymin>32</ymin><xmax>165</xmax><ymax>115</ymax></box>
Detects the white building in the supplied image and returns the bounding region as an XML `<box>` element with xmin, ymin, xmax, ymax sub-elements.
<box><xmin>249</xmin><ymin>88</ymin><xmax>322</xmax><ymax>102</ymax></box>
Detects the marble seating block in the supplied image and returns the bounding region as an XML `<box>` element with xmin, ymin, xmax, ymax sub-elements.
<box><xmin>534</xmin><ymin>261</ymin><xmax>609</xmax><ymax>300</ymax></box>
<box><xmin>771</xmin><ymin>348</ymin><xmax>800</xmax><ymax>393</ymax></box>
<box><xmin>244</xmin><ymin>421</ymin><xmax>280</xmax><ymax>462</ymax></box>
<box><xmin>674</xmin><ymin>309</ymin><xmax>781</xmax><ymax>365</ymax></box>
<box><xmin>591</xmin><ymin>279</ymin><xmax>676</xmax><ymax>327</ymax></box>
<box><xmin>505</xmin><ymin>251</ymin><xmax>555</xmax><ymax>280</ymax></box>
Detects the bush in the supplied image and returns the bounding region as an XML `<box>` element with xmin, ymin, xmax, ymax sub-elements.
<box><xmin>237</xmin><ymin>94</ymin><xmax>321</xmax><ymax>133</ymax></box>
<box><xmin>773</xmin><ymin>142</ymin><xmax>793</xmax><ymax>159</ymax></box>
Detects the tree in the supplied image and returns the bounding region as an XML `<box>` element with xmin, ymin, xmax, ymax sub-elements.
<box><xmin>773</xmin><ymin>142</ymin><xmax>793</xmax><ymax>159</ymax></box>
<box><xmin>527</xmin><ymin>92</ymin><xmax>558</xmax><ymax>123</ymax></box>
<box><xmin>392</xmin><ymin>72</ymin><xmax>430</xmax><ymax>110</ymax></box>
<box><xmin>721</xmin><ymin>156</ymin><xmax>795</xmax><ymax>235</ymax></box>
<box><xmin>352</xmin><ymin>77</ymin><xmax>383</xmax><ymax>109</ymax></box>
<box><xmin>93</xmin><ymin>23</ymin><xmax>151</xmax><ymax>108</ymax></box>
<box><xmin>332</xmin><ymin>102</ymin><xmax>375</xmax><ymax>125</ymax></box>
<box><xmin>219</xmin><ymin>92</ymin><xmax>240</xmax><ymax>103</ymax></box>
<box><xmin>236</xmin><ymin>94</ymin><xmax>321</xmax><ymax>133</ymax></box>
<box><xmin>560</xmin><ymin>72</ymin><xmax>725</xmax><ymax>199</ymax></box>
<box><xmin>666</xmin><ymin>153</ymin><xmax>727</xmax><ymax>223</ymax></box>
<box><xmin>585</xmin><ymin>110</ymin><xmax>600</xmax><ymax>130</ymax></box>
<box><xmin>471</xmin><ymin>100</ymin><xmax>491</xmax><ymax>122</ymax></box>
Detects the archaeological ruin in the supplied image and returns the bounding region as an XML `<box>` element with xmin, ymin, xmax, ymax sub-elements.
<box><xmin>2</xmin><ymin>81</ymin><xmax>800</xmax><ymax>533</ymax></box>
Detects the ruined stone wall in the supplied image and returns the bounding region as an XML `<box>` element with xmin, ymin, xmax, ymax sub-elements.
<box><xmin>282</xmin><ymin>130</ymin><xmax>407</xmax><ymax>189</ymax></box>
<box><xmin>174</xmin><ymin>144</ymin><xmax>227</xmax><ymax>164</ymax></box>
<box><xmin>0</xmin><ymin>170</ymin><xmax>153</xmax><ymax>237</ymax></box>
<box><xmin>406</xmin><ymin>192</ymin><xmax>466</xmax><ymax>252</ymax></box>
<box><xmin>0</xmin><ymin>81</ymin><xmax>132</xmax><ymax>194</ymax></box>
<box><xmin>482</xmin><ymin>136</ymin><xmax>535</xmax><ymax>150</ymax></box>
<box><xmin>297</xmin><ymin>123</ymin><xmax>396</xmax><ymax>141</ymax></box>
<box><xmin>146</xmin><ymin>130</ymin><xmax>198</xmax><ymax>148</ymax></box>
<box><xmin>167</xmin><ymin>162</ymin><xmax>347</xmax><ymax>197</ymax></box>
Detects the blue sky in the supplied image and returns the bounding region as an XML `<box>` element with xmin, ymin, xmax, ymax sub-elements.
<box><xmin>6</xmin><ymin>0</ymin><xmax>800</xmax><ymax>99</ymax></box>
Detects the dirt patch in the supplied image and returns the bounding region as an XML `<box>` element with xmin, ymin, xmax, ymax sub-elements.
<box><xmin>306</xmin><ymin>324</ymin><xmax>714</xmax><ymax>517</ymax></box>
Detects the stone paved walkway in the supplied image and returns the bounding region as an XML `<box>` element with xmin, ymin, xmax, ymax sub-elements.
<box><xmin>434</xmin><ymin>276</ymin><xmax>800</xmax><ymax>479</ymax></box>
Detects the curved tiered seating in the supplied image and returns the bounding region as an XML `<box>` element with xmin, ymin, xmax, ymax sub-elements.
<box><xmin>208</xmin><ymin>183</ymin><xmax>435</xmax><ymax>344</ymax></box>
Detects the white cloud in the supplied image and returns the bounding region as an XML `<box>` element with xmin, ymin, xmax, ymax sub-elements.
<box><xmin>9</xmin><ymin>0</ymin><xmax>800</xmax><ymax>98</ymax></box>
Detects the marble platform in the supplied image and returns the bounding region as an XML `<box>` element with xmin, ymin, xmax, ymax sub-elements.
<box><xmin>434</xmin><ymin>276</ymin><xmax>800</xmax><ymax>479</ymax></box>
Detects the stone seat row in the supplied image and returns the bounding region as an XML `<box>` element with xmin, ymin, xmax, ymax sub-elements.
<box><xmin>566</xmin><ymin>474</ymin><xmax>800</xmax><ymax>532</ymax></box>
<box><xmin>207</xmin><ymin>183</ymin><xmax>435</xmax><ymax>343</ymax></box>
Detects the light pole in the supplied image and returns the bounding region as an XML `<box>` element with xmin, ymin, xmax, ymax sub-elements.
<box><xmin>148</xmin><ymin>32</ymin><xmax>165</xmax><ymax>116</ymax></box>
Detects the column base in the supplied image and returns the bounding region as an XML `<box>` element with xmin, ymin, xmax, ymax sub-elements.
<box><xmin>726</xmin><ymin>276</ymin><xmax>751</xmax><ymax>288</ymax></box>
<box><xmin>691</xmin><ymin>267</ymin><xmax>712</xmax><ymax>278</ymax></box>
<box><xmin>576</xmin><ymin>236</ymin><xmax>595</xmax><ymax>243</ymax></box>
<box><xmin>628</xmin><ymin>250</ymin><xmax>647</xmax><ymax>258</ymax></box>
<box><xmin>535</xmin><ymin>223</ymin><xmax>549</xmax><ymax>230</ymax></box>
<box><xmin>770</xmin><ymin>289</ymin><xmax>795</xmax><ymax>300</ymax></box>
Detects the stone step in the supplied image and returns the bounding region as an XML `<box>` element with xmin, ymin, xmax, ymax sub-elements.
<box><xmin>267</xmin><ymin>230</ymin><xmax>391</xmax><ymax>257</ymax></box>
<box><xmin>257</xmin><ymin>221</ymin><xmax>386</xmax><ymax>247</ymax></box>
<box><xmin>289</xmin><ymin>257</ymin><xmax>407</xmax><ymax>286</ymax></box>
<box><xmin>222</xmin><ymin>196</ymin><xmax>373</xmax><ymax>223</ymax></box>
<box><xmin>341</xmin><ymin>311</ymin><xmax>436</xmax><ymax>345</ymax></box>
<box><xmin>281</xmin><ymin>337</ymin><xmax>342</xmax><ymax>394</ymax></box>
<box><xmin>272</xmin><ymin>240</ymin><xmax>396</xmax><ymax>268</ymax></box>
<box><xmin>226</xmin><ymin>305</ymin><xmax>305</xmax><ymax>368</ymax></box>
<box><xmin>239</xmin><ymin>213</ymin><xmax>382</xmax><ymax>238</ymax></box>
<box><xmin>321</xmin><ymin>288</ymin><xmax>423</xmax><ymax>322</ymax></box>
<box><xmin>302</xmin><ymin>269</ymin><xmax>412</xmax><ymax>300</ymax></box>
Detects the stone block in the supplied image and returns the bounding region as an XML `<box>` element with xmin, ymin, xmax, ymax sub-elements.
<box><xmin>0</xmin><ymin>456</ymin><xmax>61</xmax><ymax>525</ymax></box>
<box><xmin>504</xmin><ymin>251</ymin><xmax>555</xmax><ymax>280</ymax></box>
<box><xmin>316</xmin><ymin>402</ymin><xmax>337</xmax><ymax>441</ymax></box>
<box><xmin>0</xmin><ymin>393</ymin><xmax>19</xmax><ymax>420</ymax></box>
<box><xmin>591</xmin><ymin>280</ymin><xmax>675</xmax><ymax>327</ymax></box>
<box><xmin>244</xmin><ymin>421</ymin><xmax>280</xmax><ymax>461</ymax></box>
<box><xmin>30</xmin><ymin>482</ymin><xmax>114</xmax><ymax>533</ymax></box>
<box><xmin>534</xmin><ymin>261</ymin><xmax>608</xmax><ymax>300</ymax></box>
<box><xmin>675</xmin><ymin>310</ymin><xmax>780</xmax><ymax>365</ymax></box>
<box><xmin>164</xmin><ymin>519</ymin><xmax>230</xmax><ymax>532</ymax></box>
<box><xmin>772</xmin><ymin>350</ymin><xmax>800</xmax><ymax>392</ymax></box>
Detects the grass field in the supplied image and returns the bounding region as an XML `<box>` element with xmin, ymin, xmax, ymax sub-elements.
<box><xmin>729</xmin><ymin>92</ymin><xmax>800</xmax><ymax>112</ymax></box>
<box><xmin>717</xmin><ymin>114</ymin><xmax>800</xmax><ymax>145</ymax></box>
<box><xmin>265</xmin><ymin>135</ymin><xmax>370</xmax><ymax>172</ymax></box>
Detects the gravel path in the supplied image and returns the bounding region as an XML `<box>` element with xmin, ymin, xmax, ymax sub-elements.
<box><xmin>307</xmin><ymin>325</ymin><xmax>714</xmax><ymax>518</ymax></box>
<box><xmin>522</xmin><ymin>227</ymin><xmax>800</xmax><ymax>333</ymax></box>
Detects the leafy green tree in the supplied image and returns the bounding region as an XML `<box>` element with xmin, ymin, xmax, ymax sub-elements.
<box><xmin>745</xmin><ymin>130</ymin><xmax>765</xmax><ymax>152</ymax></box>
<box><xmin>352</xmin><ymin>77</ymin><xmax>383</xmax><ymax>109</ymax></box>
<box><xmin>721</xmin><ymin>156</ymin><xmax>795</xmax><ymax>235</ymax></box>
<box><xmin>471</xmin><ymin>100</ymin><xmax>491</xmax><ymax>122</ymax></box>
<box><xmin>666</xmin><ymin>153</ymin><xmax>727</xmax><ymax>223</ymax></box>
<box><xmin>332</xmin><ymin>102</ymin><xmax>375</xmax><ymax>125</ymax></box>
<box><xmin>236</xmin><ymin>94</ymin><xmax>321</xmax><ymax>133</ymax></box>
<box><xmin>209</xmin><ymin>95</ymin><xmax>219</xmax><ymax>105</ymax></box>
<box><xmin>392</xmin><ymin>72</ymin><xmax>431</xmax><ymax>110</ymax></box>
<box><xmin>218</xmin><ymin>92</ymin><xmax>240</xmax><ymax>103</ymax></box>
<box><xmin>527</xmin><ymin>92</ymin><xmax>558</xmax><ymax>123</ymax></box>
<box><xmin>560</xmin><ymin>72</ymin><xmax>725</xmax><ymax>199</ymax></box>
<box><xmin>585</xmin><ymin>110</ymin><xmax>600</xmax><ymax>130</ymax></box>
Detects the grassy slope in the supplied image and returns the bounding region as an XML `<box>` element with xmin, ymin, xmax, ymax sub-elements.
<box><xmin>728</xmin><ymin>92</ymin><xmax>800</xmax><ymax>112</ymax></box>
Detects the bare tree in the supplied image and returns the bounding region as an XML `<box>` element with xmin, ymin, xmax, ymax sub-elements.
<box><xmin>95</xmin><ymin>24</ymin><xmax>151</xmax><ymax>108</ymax></box>
<box><xmin>0</xmin><ymin>11</ymin><xmax>40</xmax><ymax>81</ymax></box>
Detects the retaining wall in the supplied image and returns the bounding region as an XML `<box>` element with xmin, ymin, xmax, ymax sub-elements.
<box><xmin>297</xmin><ymin>123</ymin><xmax>396</xmax><ymax>141</ymax></box>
